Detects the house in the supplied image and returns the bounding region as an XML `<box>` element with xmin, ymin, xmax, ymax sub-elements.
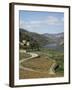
<box><xmin>27</xmin><ymin>42</ymin><xmax>30</xmax><ymax>46</ymax></box>
<box><xmin>19</xmin><ymin>42</ymin><xmax>24</xmax><ymax>46</ymax></box>
<box><xmin>22</xmin><ymin>40</ymin><xmax>26</xmax><ymax>44</ymax></box>
<box><xmin>20</xmin><ymin>40</ymin><xmax>30</xmax><ymax>52</ymax></box>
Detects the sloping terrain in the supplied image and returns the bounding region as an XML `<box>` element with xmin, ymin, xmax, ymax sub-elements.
<box><xmin>19</xmin><ymin>28</ymin><xmax>49</xmax><ymax>47</ymax></box>
<box><xmin>20</xmin><ymin>28</ymin><xmax>64</xmax><ymax>48</ymax></box>
<box><xmin>43</xmin><ymin>32</ymin><xmax>64</xmax><ymax>46</ymax></box>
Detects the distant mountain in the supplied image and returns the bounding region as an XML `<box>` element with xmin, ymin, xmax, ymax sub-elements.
<box><xmin>43</xmin><ymin>32</ymin><xmax>64</xmax><ymax>46</ymax></box>
<box><xmin>43</xmin><ymin>32</ymin><xmax>64</xmax><ymax>38</ymax></box>
<box><xmin>19</xmin><ymin>28</ymin><xmax>64</xmax><ymax>48</ymax></box>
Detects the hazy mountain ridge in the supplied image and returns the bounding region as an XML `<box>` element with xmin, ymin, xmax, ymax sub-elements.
<box><xmin>19</xmin><ymin>28</ymin><xmax>64</xmax><ymax>47</ymax></box>
<box><xmin>43</xmin><ymin>32</ymin><xmax>64</xmax><ymax>36</ymax></box>
<box><xmin>43</xmin><ymin>32</ymin><xmax>64</xmax><ymax>46</ymax></box>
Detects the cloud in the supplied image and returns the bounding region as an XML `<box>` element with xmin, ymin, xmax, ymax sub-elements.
<box><xmin>41</xmin><ymin>16</ymin><xmax>64</xmax><ymax>26</ymax></box>
<box><xmin>20</xmin><ymin>16</ymin><xmax>64</xmax><ymax>30</ymax></box>
<box><xmin>20</xmin><ymin>21</ymin><xmax>32</xmax><ymax>29</ymax></box>
<box><xmin>47</xmin><ymin>16</ymin><xmax>61</xmax><ymax>25</ymax></box>
<box><xmin>61</xmin><ymin>17</ymin><xmax>64</xmax><ymax>22</ymax></box>
<box><xmin>20</xmin><ymin>20</ymin><xmax>41</xmax><ymax>30</ymax></box>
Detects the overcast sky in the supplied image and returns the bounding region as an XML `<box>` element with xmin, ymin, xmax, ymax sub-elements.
<box><xmin>19</xmin><ymin>10</ymin><xmax>64</xmax><ymax>34</ymax></box>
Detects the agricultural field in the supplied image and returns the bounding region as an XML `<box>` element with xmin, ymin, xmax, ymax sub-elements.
<box><xmin>19</xmin><ymin>48</ymin><xmax>64</xmax><ymax>79</ymax></box>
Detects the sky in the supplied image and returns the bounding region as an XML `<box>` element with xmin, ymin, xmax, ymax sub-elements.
<box><xmin>19</xmin><ymin>10</ymin><xmax>64</xmax><ymax>34</ymax></box>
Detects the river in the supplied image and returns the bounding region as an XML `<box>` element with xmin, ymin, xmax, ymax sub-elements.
<box><xmin>43</xmin><ymin>43</ymin><xmax>64</xmax><ymax>52</ymax></box>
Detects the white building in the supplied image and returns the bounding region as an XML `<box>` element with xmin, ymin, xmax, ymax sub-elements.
<box><xmin>27</xmin><ymin>42</ymin><xmax>30</xmax><ymax>46</ymax></box>
<box><xmin>22</xmin><ymin>40</ymin><xmax>26</xmax><ymax>44</ymax></box>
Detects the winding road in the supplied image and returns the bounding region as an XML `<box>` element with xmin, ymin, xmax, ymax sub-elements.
<box><xmin>19</xmin><ymin>50</ymin><xmax>56</xmax><ymax>74</ymax></box>
<box><xmin>20</xmin><ymin>52</ymin><xmax>39</xmax><ymax>63</ymax></box>
<box><xmin>19</xmin><ymin>50</ymin><xmax>39</xmax><ymax>72</ymax></box>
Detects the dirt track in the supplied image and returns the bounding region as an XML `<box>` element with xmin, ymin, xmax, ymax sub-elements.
<box><xmin>19</xmin><ymin>50</ymin><xmax>56</xmax><ymax>75</ymax></box>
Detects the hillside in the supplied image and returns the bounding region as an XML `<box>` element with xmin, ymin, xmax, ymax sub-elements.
<box><xmin>43</xmin><ymin>32</ymin><xmax>64</xmax><ymax>46</ymax></box>
<box><xmin>19</xmin><ymin>28</ymin><xmax>50</xmax><ymax>47</ymax></box>
<box><xmin>19</xmin><ymin>29</ymin><xmax>64</xmax><ymax>79</ymax></box>
<box><xmin>19</xmin><ymin>28</ymin><xmax>64</xmax><ymax>49</ymax></box>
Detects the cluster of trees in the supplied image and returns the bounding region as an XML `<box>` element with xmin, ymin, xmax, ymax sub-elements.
<box><xmin>30</xmin><ymin>40</ymin><xmax>40</xmax><ymax>51</ymax></box>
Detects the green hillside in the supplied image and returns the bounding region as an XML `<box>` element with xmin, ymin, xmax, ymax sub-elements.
<box><xmin>19</xmin><ymin>28</ymin><xmax>51</xmax><ymax>50</ymax></box>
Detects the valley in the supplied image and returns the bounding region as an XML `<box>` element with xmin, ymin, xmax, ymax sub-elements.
<box><xmin>19</xmin><ymin>28</ymin><xmax>64</xmax><ymax>79</ymax></box>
